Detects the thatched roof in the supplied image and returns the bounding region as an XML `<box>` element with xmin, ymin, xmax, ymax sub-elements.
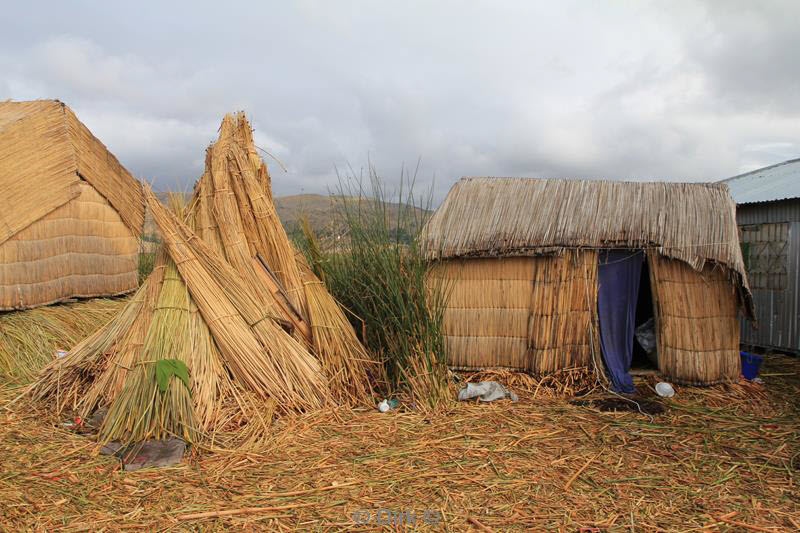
<box><xmin>424</xmin><ymin>177</ymin><xmax>752</xmax><ymax>310</ymax></box>
<box><xmin>0</xmin><ymin>100</ymin><xmax>144</xmax><ymax>243</ymax></box>
<box><xmin>0</xmin><ymin>100</ymin><xmax>144</xmax><ymax>309</ymax></box>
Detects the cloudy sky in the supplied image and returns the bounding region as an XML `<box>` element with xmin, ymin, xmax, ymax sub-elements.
<box><xmin>2</xmin><ymin>1</ymin><xmax>798</xmax><ymax>201</ymax></box>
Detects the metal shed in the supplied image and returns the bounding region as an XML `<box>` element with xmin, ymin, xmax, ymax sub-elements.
<box><xmin>723</xmin><ymin>158</ymin><xmax>800</xmax><ymax>354</ymax></box>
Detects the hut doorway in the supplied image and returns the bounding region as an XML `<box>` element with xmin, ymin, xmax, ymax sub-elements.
<box><xmin>631</xmin><ymin>257</ymin><xmax>657</xmax><ymax>371</ymax></box>
<box><xmin>597</xmin><ymin>250</ymin><xmax>646</xmax><ymax>393</ymax></box>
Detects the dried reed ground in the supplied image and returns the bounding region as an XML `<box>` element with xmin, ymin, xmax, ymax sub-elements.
<box><xmin>1</xmin><ymin>356</ymin><xmax>797</xmax><ymax>531</ymax></box>
<box><xmin>0</xmin><ymin>298</ymin><xmax>127</xmax><ymax>384</ymax></box>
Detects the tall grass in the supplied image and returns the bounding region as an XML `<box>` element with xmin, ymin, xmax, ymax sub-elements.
<box><xmin>299</xmin><ymin>165</ymin><xmax>450</xmax><ymax>409</ymax></box>
<box><xmin>138</xmin><ymin>252</ymin><xmax>156</xmax><ymax>285</ymax></box>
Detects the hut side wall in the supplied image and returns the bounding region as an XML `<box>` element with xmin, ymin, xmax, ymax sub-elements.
<box><xmin>649</xmin><ymin>253</ymin><xmax>740</xmax><ymax>385</ymax></box>
<box><xmin>431</xmin><ymin>257</ymin><xmax>533</xmax><ymax>370</ymax></box>
<box><xmin>527</xmin><ymin>251</ymin><xmax>597</xmax><ymax>373</ymax></box>
<box><xmin>431</xmin><ymin>252</ymin><xmax>596</xmax><ymax>372</ymax></box>
<box><xmin>0</xmin><ymin>182</ymin><xmax>139</xmax><ymax>310</ymax></box>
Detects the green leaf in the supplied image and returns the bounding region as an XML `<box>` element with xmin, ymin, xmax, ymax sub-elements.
<box><xmin>154</xmin><ymin>359</ymin><xmax>191</xmax><ymax>394</ymax></box>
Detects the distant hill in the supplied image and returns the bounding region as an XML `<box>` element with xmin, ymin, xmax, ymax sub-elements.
<box><xmin>142</xmin><ymin>192</ymin><xmax>431</xmax><ymax>245</ymax></box>
<box><xmin>274</xmin><ymin>194</ymin><xmax>344</xmax><ymax>238</ymax></box>
<box><xmin>276</xmin><ymin>194</ymin><xmax>432</xmax><ymax>243</ymax></box>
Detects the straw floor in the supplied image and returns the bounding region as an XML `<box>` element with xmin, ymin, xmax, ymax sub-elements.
<box><xmin>1</xmin><ymin>355</ymin><xmax>797</xmax><ymax>531</ymax></box>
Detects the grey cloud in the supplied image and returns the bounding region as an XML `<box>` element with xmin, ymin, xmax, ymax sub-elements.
<box><xmin>1</xmin><ymin>1</ymin><xmax>798</xmax><ymax>203</ymax></box>
<box><xmin>688</xmin><ymin>0</ymin><xmax>800</xmax><ymax>113</ymax></box>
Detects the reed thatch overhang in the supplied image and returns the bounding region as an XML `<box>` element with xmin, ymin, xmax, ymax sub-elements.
<box><xmin>0</xmin><ymin>100</ymin><xmax>144</xmax><ymax>241</ymax></box>
<box><xmin>423</xmin><ymin>177</ymin><xmax>753</xmax><ymax>316</ymax></box>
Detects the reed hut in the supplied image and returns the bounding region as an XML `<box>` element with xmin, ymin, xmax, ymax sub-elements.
<box><xmin>27</xmin><ymin>113</ymin><xmax>376</xmax><ymax>449</ymax></box>
<box><xmin>424</xmin><ymin>178</ymin><xmax>753</xmax><ymax>387</ymax></box>
<box><xmin>0</xmin><ymin>100</ymin><xmax>144</xmax><ymax>310</ymax></box>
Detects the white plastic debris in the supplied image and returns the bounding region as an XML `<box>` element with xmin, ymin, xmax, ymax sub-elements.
<box><xmin>377</xmin><ymin>399</ymin><xmax>390</xmax><ymax>412</ymax></box>
<box><xmin>458</xmin><ymin>381</ymin><xmax>518</xmax><ymax>402</ymax></box>
<box><xmin>55</xmin><ymin>349</ymin><xmax>68</xmax><ymax>358</ymax></box>
<box><xmin>655</xmin><ymin>382</ymin><xmax>675</xmax><ymax>398</ymax></box>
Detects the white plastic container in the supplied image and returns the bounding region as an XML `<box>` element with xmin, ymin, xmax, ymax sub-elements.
<box><xmin>655</xmin><ymin>382</ymin><xmax>675</xmax><ymax>398</ymax></box>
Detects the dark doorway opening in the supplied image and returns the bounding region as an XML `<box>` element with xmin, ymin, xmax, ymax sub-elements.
<box><xmin>631</xmin><ymin>256</ymin><xmax>656</xmax><ymax>370</ymax></box>
<box><xmin>597</xmin><ymin>249</ymin><xmax>644</xmax><ymax>393</ymax></box>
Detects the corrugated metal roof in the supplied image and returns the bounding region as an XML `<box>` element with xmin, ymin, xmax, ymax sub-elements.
<box><xmin>722</xmin><ymin>158</ymin><xmax>800</xmax><ymax>204</ymax></box>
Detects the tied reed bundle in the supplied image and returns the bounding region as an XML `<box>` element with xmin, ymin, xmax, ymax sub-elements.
<box><xmin>188</xmin><ymin>114</ymin><xmax>308</xmax><ymax>327</ymax></box>
<box><xmin>184</xmin><ymin>112</ymin><xmax>375</xmax><ymax>403</ymax></box>
<box><xmin>0</xmin><ymin>298</ymin><xmax>126</xmax><ymax>384</ymax></box>
<box><xmin>146</xmin><ymin>187</ymin><xmax>330</xmax><ymax>413</ymax></box>
<box><xmin>24</xmin><ymin>111</ymin><xmax>376</xmax><ymax>448</ymax></box>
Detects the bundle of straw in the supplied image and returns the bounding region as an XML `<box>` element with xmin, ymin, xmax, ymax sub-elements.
<box><xmin>0</xmin><ymin>298</ymin><xmax>125</xmax><ymax>384</ymax></box>
<box><xmin>187</xmin><ymin>115</ymin><xmax>309</xmax><ymax>331</ymax></box>
<box><xmin>25</xmin><ymin>112</ymin><xmax>376</xmax><ymax>448</ymax></box>
<box><xmin>147</xmin><ymin>187</ymin><xmax>330</xmax><ymax>412</ymax></box>
<box><xmin>185</xmin><ymin>113</ymin><xmax>376</xmax><ymax>403</ymax></box>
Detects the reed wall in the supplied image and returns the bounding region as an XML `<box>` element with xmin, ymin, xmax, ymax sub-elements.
<box><xmin>430</xmin><ymin>257</ymin><xmax>533</xmax><ymax>370</ymax></box>
<box><xmin>0</xmin><ymin>182</ymin><xmax>139</xmax><ymax>310</ymax></box>
<box><xmin>433</xmin><ymin>250</ymin><xmax>741</xmax><ymax>384</ymax></box>
<box><xmin>64</xmin><ymin>106</ymin><xmax>144</xmax><ymax>234</ymax></box>
<box><xmin>649</xmin><ymin>253</ymin><xmax>741</xmax><ymax>385</ymax></box>
<box><xmin>527</xmin><ymin>251</ymin><xmax>597</xmax><ymax>373</ymax></box>
<box><xmin>430</xmin><ymin>252</ymin><xmax>597</xmax><ymax>372</ymax></box>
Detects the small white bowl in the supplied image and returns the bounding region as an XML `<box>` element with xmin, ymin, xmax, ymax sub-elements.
<box><xmin>655</xmin><ymin>382</ymin><xmax>675</xmax><ymax>398</ymax></box>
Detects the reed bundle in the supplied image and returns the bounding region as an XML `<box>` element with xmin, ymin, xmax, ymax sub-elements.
<box><xmin>28</xmin><ymin>260</ymin><xmax>166</xmax><ymax>418</ymax></box>
<box><xmin>188</xmin><ymin>114</ymin><xmax>308</xmax><ymax>326</ymax></box>
<box><xmin>24</xmin><ymin>112</ymin><xmax>376</xmax><ymax>448</ymax></box>
<box><xmin>298</xmin><ymin>259</ymin><xmax>378</xmax><ymax>404</ymax></box>
<box><xmin>0</xmin><ymin>298</ymin><xmax>126</xmax><ymax>384</ymax></box>
<box><xmin>184</xmin><ymin>113</ymin><xmax>374</xmax><ymax>403</ymax></box>
<box><xmin>147</xmin><ymin>187</ymin><xmax>329</xmax><ymax>413</ymax></box>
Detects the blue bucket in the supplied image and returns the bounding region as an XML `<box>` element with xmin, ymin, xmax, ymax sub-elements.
<box><xmin>740</xmin><ymin>352</ymin><xmax>763</xmax><ymax>380</ymax></box>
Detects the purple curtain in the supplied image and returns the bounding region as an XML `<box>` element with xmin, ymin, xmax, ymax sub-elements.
<box><xmin>597</xmin><ymin>250</ymin><xmax>644</xmax><ymax>394</ymax></box>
